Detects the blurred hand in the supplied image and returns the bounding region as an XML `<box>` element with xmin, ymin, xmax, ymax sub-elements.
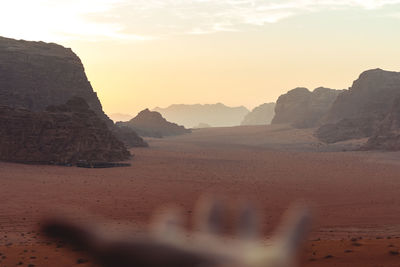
<box><xmin>41</xmin><ymin>197</ymin><xmax>310</xmax><ymax>267</ymax></box>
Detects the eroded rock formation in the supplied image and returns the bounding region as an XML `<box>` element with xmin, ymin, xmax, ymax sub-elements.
<box><xmin>363</xmin><ymin>96</ymin><xmax>400</xmax><ymax>150</ymax></box>
<box><xmin>0</xmin><ymin>97</ymin><xmax>130</xmax><ymax>164</ymax></box>
<box><xmin>272</xmin><ymin>87</ymin><xmax>343</xmax><ymax>128</ymax></box>
<box><xmin>316</xmin><ymin>69</ymin><xmax>400</xmax><ymax>144</ymax></box>
<box><xmin>241</xmin><ymin>102</ymin><xmax>275</xmax><ymax>126</ymax></box>
<box><xmin>117</xmin><ymin>109</ymin><xmax>191</xmax><ymax>138</ymax></box>
<box><xmin>0</xmin><ymin>36</ymin><xmax>147</xmax><ymax>148</ymax></box>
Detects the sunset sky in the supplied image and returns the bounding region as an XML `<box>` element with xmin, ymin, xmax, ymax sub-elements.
<box><xmin>1</xmin><ymin>0</ymin><xmax>400</xmax><ymax>115</ymax></box>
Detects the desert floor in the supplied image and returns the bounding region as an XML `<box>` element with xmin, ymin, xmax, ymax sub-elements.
<box><xmin>1</xmin><ymin>124</ymin><xmax>400</xmax><ymax>266</ymax></box>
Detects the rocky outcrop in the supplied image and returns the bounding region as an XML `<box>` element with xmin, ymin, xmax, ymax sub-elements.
<box><xmin>153</xmin><ymin>103</ymin><xmax>249</xmax><ymax>128</ymax></box>
<box><xmin>0</xmin><ymin>36</ymin><xmax>110</xmax><ymax>124</ymax></box>
<box><xmin>112</xmin><ymin>126</ymin><xmax>149</xmax><ymax>147</ymax></box>
<box><xmin>316</xmin><ymin>69</ymin><xmax>400</xmax><ymax>143</ymax></box>
<box><xmin>117</xmin><ymin>109</ymin><xmax>191</xmax><ymax>138</ymax></box>
<box><xmin>315</xmin><ymin>117</ymin><xmax>377</xmax><ymax>144</ymax></box>
<box><xmin>0</xmin><ymin>97</ymin><xmax>130</xmax><ymax>165</ymax></box>
<box><xmin>0</xmin><ymin>36</ymin><xmax>146</xmax><ymax>148</ymax></box>
<box><xmin>272</xmin><ymin>87</ymin><xmax>343</xmax><ymax>128</ymax></box>
<box><xmin>241</xmin><ymin>102</ymin><xmax>275</xmax><ymax>126</ymax></box>
<box><xmin>363</xmin><ymin>96</ymin><xmax>400</xmax><ymax>150</ymax></box>
<box><xmin>323</xmin><ymin>69</ymin><xmax>400</xmax><ymax>124</ymax></box>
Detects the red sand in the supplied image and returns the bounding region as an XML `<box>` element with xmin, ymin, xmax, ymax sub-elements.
<box><xmin>1</xmin><ymin>125</ymin><xmax>400</xmax><ymax>266</ymax></box>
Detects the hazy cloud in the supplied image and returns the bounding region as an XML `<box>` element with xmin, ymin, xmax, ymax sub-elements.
<box><xmin>1</xmin><ymin>0</ymin><xmax>400</xmax><ymax>42</ymax></box>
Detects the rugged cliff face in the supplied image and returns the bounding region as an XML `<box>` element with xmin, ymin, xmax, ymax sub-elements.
<box><xmin>323</xmin><ymin>69</ymin><xmax>400</xmax><ymax>124</ymax></box>
<box><xmin>0</xmin><ymin>36</ymin><xmax>146</xmax><ymax>148</ymax></box>
<box><xmin>0</xmin><ymin>97</ymin><xmax>130</xmax><ymax>165</ymax></box>
<box><xmin>0</xmin><ymin>36</ymin><xmax>110</xmax><ymax>123</ymax></box>
<box><xmin>241</xmin><ymin>102</ymin><xmax>275</xmax><ymax>126</ymax></box>
<box><xmin>272</xmin><ymin>87</ymin><xmax>343</xmax><ymax>128</ymax></box>
<box><xmin>363</xmin><ymin>96</ymin><xmax>400</xmax><ymax>150</ymax></box>
<box><xmin>316</xmin><ymin>69</ymin><xmax>400</xmax><ymax>143</ymax></box>
<box><xmin>117</xmin><ymin>109</ymin><xmax>191</xmax><ymax>138</ymax></box>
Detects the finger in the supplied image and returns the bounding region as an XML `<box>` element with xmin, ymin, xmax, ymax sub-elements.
<box><xmin>236</xmin><ymin>203</ymin><xmax>259</xmax><ymax>240</ymax></box>
<box><xmin>274</xmin><ymin>204</ymin><xmax>311</xmax><ymax>254</ymax></box>
<box><xmin>41</xmin><ymin>217</ymin><xmax>98</xmax><ymax>250</ymax></box>
<box><xmin>150</xmin><ymin>206</ymin><xmax>184</xmax><ymax>239</ymax></box>
<box><xmin>194</xmin><ymin>196</ymin><xmax>225</xmax><ymax>234</ymax></box>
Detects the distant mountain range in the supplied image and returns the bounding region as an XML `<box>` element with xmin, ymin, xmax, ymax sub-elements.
<box><xmin>153</xmin><ymin>103</ymin><xmax>250</xmax><ymax>128</ymax></box>
<box><xmin>109</xmin><ymin>113</ymin><xmax>133</xmax><ymax>122</ymax></box>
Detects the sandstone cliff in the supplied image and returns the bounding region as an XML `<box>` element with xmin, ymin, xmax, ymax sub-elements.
<box><xmin>241</xmin><ymin>102</ymin><xmax>275</xmax><ymax>126</ymax></box>
<box><xmin>363</xmin><ymin>96</ymin><xmax>400</xmax><ymax>150</ymax></box>
<box><xmin>117</xmin><ymin>109</ymin><xmax>191</xmax><ymax>138</ymax></box>
<box><xmin>316</xmin><ymin>69</ymin><xmax>400</xmax><ymax>143</ymax></box>
<box><xmin>0</xmin><ymin>97</ymin><xmax>130</xmax><ymax>165</ymax></box>
<box><xmin>0</xmin><ymin>36</ymin><xmax>146</xmax><ymax>148</ymax></box>
<box><xmin>272</xmin><ymin>87</ymin><xmax>343</xmax><ymax>128</ymax></box>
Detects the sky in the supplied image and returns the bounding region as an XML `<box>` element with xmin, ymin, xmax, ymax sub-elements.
<box><xmin>1</xmin><ymin>0</ymin><xmax>400</xmax><ymax>115</ymax></box>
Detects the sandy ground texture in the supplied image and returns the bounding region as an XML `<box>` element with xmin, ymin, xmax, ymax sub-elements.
<box><xmin>1</xmin><ymin>124</ymin><xmax>400</xmax><ymax>266</ymax></box>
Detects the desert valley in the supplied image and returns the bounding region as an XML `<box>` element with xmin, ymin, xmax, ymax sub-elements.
<box><xmin>1</xmin><ymin>2</ymin><xmax>400</xmax><ymax>266</ymax></box>
<box><xmin>2</xmin><ymin>125</ymin><xmax>400</xmax><ymax>266</ymax></box>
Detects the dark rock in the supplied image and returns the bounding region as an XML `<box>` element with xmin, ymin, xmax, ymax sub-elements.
<box><xmin>363</xmin><ymin>96</ymin><xmax>400</xmax><ymax>150</ymax></box>
<box><xmin>0</xmin><ymin>36</ymin><xmax>146</xmax><ymax>148</ymax></box>
<box><xmin>241</xmin><ymin>102</ymin><xmax>275</xmax><ymax>126</ymax></box>
<box><xmin>315</xmin><ymin>117</ymin><xmax>377</xmax><ymax>143</ymax></box>
<box><xmin>111</xmin><ymin>125</ymin><xmax>148</xmax><ymax>148</ymax></box>
<box><xmin>76</xmin><ymin>161</ymin><xmax>131</xmax><ymax>168</ymax></box>
<box><xmin>76</xmin><ymin>258</ymin><xmax>89</xmax><ymax>264</ymax></box>
<box><xmin>117</xmin><ymin>109</ymin><xmax>191</xmax><ymax>138</ymax></box>
<box><xmin>0</xmin><ymin>36</ymin><xmax>111</xmax><ymax>125</ymax></box>
<box><xmin>0</xmin><ymin>97</ymin><xmax>130</xmax><ymax>165</ymax></box>
<box><xmin>272</xmin><ymin>87</ymin><xmax>343</xmax><ymax>128</ymax></box>
<box><xmin>316</xmin><ymin>69</ymin><xmax>400</xmax><ymax>144</ymax></box>
<box><xmin>323</xmin><ymin>69</ymin><xmax>400</xmax><ymax>124</ymax></box>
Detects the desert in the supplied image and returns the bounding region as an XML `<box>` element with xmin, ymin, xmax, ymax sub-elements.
<box><xmin>1</xmin><ymin>1</ymin><xmax>400</xmax><ymax>266</ymax></box>
<box><xmin>1</xmin><ymin>125</ymin><xmax>400</xmax><ymax>266</ymax></box>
